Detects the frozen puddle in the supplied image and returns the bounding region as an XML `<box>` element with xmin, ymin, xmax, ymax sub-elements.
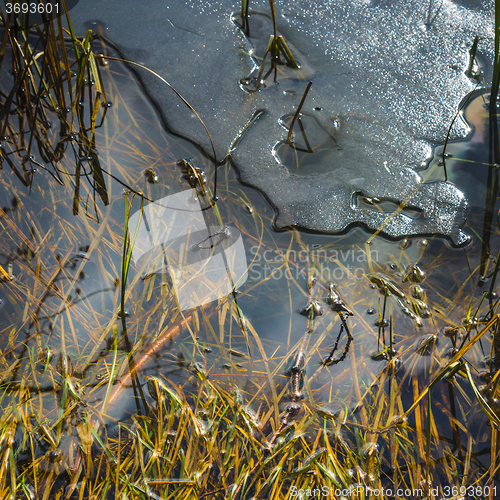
<box><xmin>69</xmin><ymin>0</ymin><xmax>494</xmax><ymax>244</ymax></box>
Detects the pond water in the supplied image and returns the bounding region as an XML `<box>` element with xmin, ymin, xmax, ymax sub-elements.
<box><xmin>1</xmin><ymin>1</ymin><xmax>500</xmax><ymax>498</ymax></box>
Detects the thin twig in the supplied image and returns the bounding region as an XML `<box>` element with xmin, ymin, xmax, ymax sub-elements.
<box><xmin>286</xmin><ymin>81</ymin><xmax>312</xmax><ymax>144</ymax></box>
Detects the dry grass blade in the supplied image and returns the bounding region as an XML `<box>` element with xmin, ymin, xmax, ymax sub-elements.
<box><xmin>394</xmin><ymin>315</ymin><xmax>499</xmax><ymax>427</ymax></box>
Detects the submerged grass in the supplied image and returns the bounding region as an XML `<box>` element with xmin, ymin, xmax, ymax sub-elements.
<box><xmin>1</xmin><ymin>3</ymin><xmax>500</xmax><ymax>500</ymax></box>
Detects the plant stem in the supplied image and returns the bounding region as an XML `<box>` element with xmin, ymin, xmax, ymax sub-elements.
<box><xmin>286</xmin><ymin>81</ymin><xmax>312</xmax><ymax>144</ymax></box>
<box><xmin>241</xmin><ymin>0</ymin><xmax>250</xmax><ymax>37</ymax></box>
<box><xmin>268</xmin><ymin>0</ymin><xmax>278</xmax><ymax>81</ymax></box>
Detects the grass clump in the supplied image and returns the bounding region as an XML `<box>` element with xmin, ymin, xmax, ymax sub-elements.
<box><xmin>239</xmin><ymin>0</ymin><xmax>299</xmax><ymax>91</ymax></box>
<box><xmin>0</xmin><ymin>3</ymin><xmax>110</xmax><ymax>214</ymax></box>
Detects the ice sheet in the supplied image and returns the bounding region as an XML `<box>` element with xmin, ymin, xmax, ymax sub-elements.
<box><xmin>69</xmin><ymin>0</ymin><xmax>494</xmax><ymax>244</ymax></box>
